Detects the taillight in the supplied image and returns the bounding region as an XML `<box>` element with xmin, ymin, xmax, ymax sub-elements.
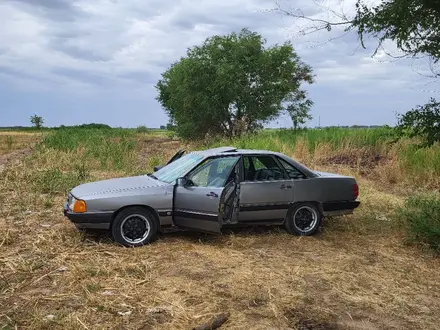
<box><xmin>353</xmin><ymin>183</ymin><xmax>359</xmax><ymax>199</ymax></box>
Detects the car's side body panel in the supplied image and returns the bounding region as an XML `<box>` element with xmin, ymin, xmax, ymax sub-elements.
<box><xmin>292</xmin><ymin>176</ymin><xmax>357</xmax><ymax>202</ymax></box>
<box><xmin>238</xmin><ymin>180</ymin><xmax>294</xmax><ymax>222</ymax></box>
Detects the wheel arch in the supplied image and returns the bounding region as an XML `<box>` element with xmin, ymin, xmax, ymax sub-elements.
<box><xmin>110</xmin><ymin>204</ymin><xmax>160</xmax><ymax>229</ymax></box>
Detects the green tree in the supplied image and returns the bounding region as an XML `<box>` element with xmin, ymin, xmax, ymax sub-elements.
<box><xmin>396</xmin><ymin>98</ymin><xmax>440</xmax><ymax>147</ymax></box>
<box><xmin>30</xmin><ymin>114</ymin><xmax>44</xmax><ymax>129</ymax></box>
<box><xmin>275</xmin><ymin>0</ymin><xmax>440</xmax><ymax>75</ymax></box>
<box><xmin>285</xmin><ymin>91</ymin><xmax>313</xmax><ymax>130</ymax></box>
<box><xmin>156</xmin><ymin>28</ymin><xmax>314</xmax><ymax>139</ymax></box>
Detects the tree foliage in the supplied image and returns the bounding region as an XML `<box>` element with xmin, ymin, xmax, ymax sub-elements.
<box><xmin>156</xmin><ymin>28</ymin><xmax>313</xmax><ymax>140</ymax></box>
<box><xmin>353</xmin><ymin>0</ymin><xmax>440</xmax><ymax>64</ymax></box>
<box><xmin>275</xmin><ymin>0</ymin><xmax>440</xmax><ymax>74</ymax></box>
<box><xmin>30</xmin><ymin>114</ymin><xmax>44</xmax><ymax>129</ymax></box>
<box><xmin>396</xmin><ymin>98</ymin><xmax>440</xmax><ymax>147</ymax></box>
<box><xmin>285</xmin><ymin>91</ymin><xmax>313</xmax><ymax>130</ymax></box>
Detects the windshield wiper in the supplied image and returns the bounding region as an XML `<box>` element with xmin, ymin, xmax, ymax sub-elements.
<box><xmin>148</xmin><ymin>174</ymin><xmax>159</xmax><ymax>180</ymax></box>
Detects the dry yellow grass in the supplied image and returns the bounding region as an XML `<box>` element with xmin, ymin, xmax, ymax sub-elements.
<box><xmin>1</xmin><ymin>133</ymin><xmax>440</xmax><ymax>330</ymax></box>
<box><xmin>0</xmin><ymin>132</ymin><xmax>42</xmax><ymax>156</ymax></box>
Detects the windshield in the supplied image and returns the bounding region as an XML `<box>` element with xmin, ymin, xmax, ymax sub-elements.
<box><xmin>153</xmin><ymin>153</ymin><xmax>204</xmax><ymax>184</ymax></box>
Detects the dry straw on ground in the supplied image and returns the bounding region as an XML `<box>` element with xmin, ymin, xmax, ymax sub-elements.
<box><xmin>1</xmin><ymin>133</ymin><xmax>440</xmax><ymax>330</ymax></box>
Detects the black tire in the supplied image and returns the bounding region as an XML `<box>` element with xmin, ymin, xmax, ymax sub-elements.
<box><xmin>284</xmin><ymin>203</ymin><xmax>322</xmax><ymax>236</ymax></box>
<box><xmin>111</xmin><ymin>207</ymin><xmax>158</xmax><ymax>247</ymax></box>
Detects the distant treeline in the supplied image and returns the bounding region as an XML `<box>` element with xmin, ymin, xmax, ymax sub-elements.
<box><xmin>0</xmin><ymin>123</ymin><xmax>112</xmax><ymax>130</ymax></box>
<box><xmin>0</xmin><ymin>123</ymin><xmax>167</xmax><ymax>130</ymax></box>
<box><xmin>271</xmin><ymin>125</ymin><xmax>392</xmax><ymax>130</ymax></box>
<box><xmin>317</xmin><ymin>125</ymin><xmax>391</xmax><ymax>129</ymax></box>
<box><xmin>0</xmin><ymin>123</ymin><xmax>391</xmax><ymax>131</ymax></box>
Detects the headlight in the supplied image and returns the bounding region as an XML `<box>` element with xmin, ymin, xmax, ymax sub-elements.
<box><xmin>68</xmin><ymin>194</ymin><xmax>87</xmax><ymax>213</ymax></box>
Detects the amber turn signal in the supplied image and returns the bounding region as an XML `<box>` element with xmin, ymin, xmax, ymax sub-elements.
<box><xmin>73</xmin><ymin>199</ymin><xmax>87</xmax><ymax>213</ymax></box>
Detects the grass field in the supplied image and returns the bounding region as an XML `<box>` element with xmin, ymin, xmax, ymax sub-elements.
<box><xmin>1</xmin><ymin>128</ymin><xmax>440</xmax><ymax>329</ymax></box>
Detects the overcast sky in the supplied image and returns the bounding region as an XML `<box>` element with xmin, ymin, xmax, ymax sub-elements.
<box><xmin>0</xmin><ymin>0</ymin><xmax>437</xmax><ymax>128</ymax></box>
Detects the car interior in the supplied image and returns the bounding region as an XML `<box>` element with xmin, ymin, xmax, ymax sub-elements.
<box><xmin>187</xmin><ymin>154</ymin><xmax>305</xmax><ymax>188</ymax></box>
<box><xmin>243</xmin><ymin>155</ymin><xmax>286</xmax><ymax>181</ymax></box>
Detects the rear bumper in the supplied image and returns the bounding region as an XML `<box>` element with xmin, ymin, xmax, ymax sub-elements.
<box><xmin>322</xmin><ymin>201</ymin><xmax>360</xmax><ymax>216</ymax></box>
<box><xmin>64</xmin><ymin>203</ymin><xmax>113</xmax><ymax>230</ymax></box>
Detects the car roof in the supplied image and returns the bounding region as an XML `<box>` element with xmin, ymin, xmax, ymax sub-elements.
<box><xmin>192</xmin><ymin>146</ymin><xmax>318</xmax><ymax>177</ymax></box>
<box><xmin>194</xmin><ymin>146</ymin><xmax>276</xmax><ymax>156</ymax></box>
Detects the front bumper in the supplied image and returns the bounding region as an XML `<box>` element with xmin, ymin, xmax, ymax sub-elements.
<box><xmin>63</xmin><ymin>202</ymin><xmax>113</xmax><ymax>230</ymax></box>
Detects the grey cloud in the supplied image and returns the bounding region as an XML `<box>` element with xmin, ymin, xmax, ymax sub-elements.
<box><xmin>0</xmin><ymin>66</ymin><xmax>36</xmax><ymax>81</ymax></box>
<box><xmin>51</xmin><ymin>68</ymin><xmax>111</xmax><ymax>85</ymax></box>
<box><xmin>44</xmin><ymin>27</ymin><xmax>104</xmax><ymax>62</ymax></box>
<box><xmin>11</xmin><ymin>0</ymin><xmax>76</xmax><ymax>10</ymax></box>
<box><xmin>170</xmin><ymin>15</ymin><xmax>197</xmax><ymax>30</ymax></box>
<box><xmin>120</xmin><ymin>71</ymin><xmax>158</xmax><ymax>84</ymax></box>
<box><xmin>48</xmin><ymin>36</ymin><xmax>112</xmax><ymax>62</ymax></box>
<box><xmin>9</xmin><ymin>0</ymin><xmax>86</xmax><ymax>22</ymax></box>
<box><xmin>124</xmin><ymin>0</ymin><xmax>172</xmax><ymax>19</ymax></box>
<box><xmin>174</xmin><ymin>11</ymin><xmax>273</xmax><ymax>33</ymax></box>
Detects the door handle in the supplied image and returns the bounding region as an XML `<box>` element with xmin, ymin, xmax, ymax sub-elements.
<box><xmin>206</xmin><ymin>192</ymin><xmax>219</xmax><ymax>198</ymax></box>
<box><xmin>280</xmin><ymin>184</ymin><xmax>293</xmax><ymax>189</ymax></box>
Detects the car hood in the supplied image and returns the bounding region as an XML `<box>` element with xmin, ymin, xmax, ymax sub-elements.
<box><xmin>71</xmin><ymin>175</ymin><xmax>165</xmax><ymax>199</ymax></box>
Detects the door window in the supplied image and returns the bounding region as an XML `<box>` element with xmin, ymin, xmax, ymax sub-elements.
<box><xmin>277</xmin><ymin>157</ymin><xmax>306</xmax><ymax>179</ymax></box>
<box><xmin>188</xmin><ymin>156</ymin><xmax>239</xmax><ymax>187</ymax></box>
<box><xmin>243</xmin><ymin>155</ymin><xmax>286</xmax><ymax>181</ymax></box>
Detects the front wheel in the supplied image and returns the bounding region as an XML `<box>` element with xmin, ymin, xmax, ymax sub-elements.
<box><xmin>111</xmin><ymin>207</ymin><xmax>157</xmax><ymax>247</ymax></box>
<box><xmin>284</xmin><ymin>203</ymin><xmax>322</xmax><ymax>236</ymax></box>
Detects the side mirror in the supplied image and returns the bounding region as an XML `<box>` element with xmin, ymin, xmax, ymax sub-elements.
<box><xmin>176</xmin><ymin>177</ymin><xmax>187</xmax><ymax>187</ymax></box>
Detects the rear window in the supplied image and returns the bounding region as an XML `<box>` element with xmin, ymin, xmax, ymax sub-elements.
<box><xmin>277</xmin><ymin>157</ymin><xmax>306</xmax><ymax>179</ymax></box>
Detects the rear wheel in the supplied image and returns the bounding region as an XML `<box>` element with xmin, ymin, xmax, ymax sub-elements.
<box><xmin>111</xmin><ymin>207</ymin><xmax>157</xmax><ymax>247</ymax></box>
<box><xmin>285</xmin><ymin>203</ymin><xmax>322</xmax><ymax>236</ymax></box>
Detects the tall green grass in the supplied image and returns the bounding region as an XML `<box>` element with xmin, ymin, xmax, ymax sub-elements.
<box><xmin>398</xmin><ymin>193</ymin><xmax>440</xmax><ymax>252</ymax></box>
<box><xmin>270</xmin><ymin>127</ymin><xmax>395</xmax><ymax>150</ymax></box>
<box><xmin>41</xmin><ymin>127</ymin><xmax>135</xmax><ymax>151</ymax></box>
<box><xmin>36</xmin><ymin>127</ymin><xmax>440</xmax><ymax>188</ymax></box>
<box><xmin>399</xmin><ymin>145</ymin><xmax>440</xmax><ymax>182</ymax></box>
<box><xmin>209</xmin><ymin>127</ymin><xmax>396</xmax><ymax>152</ymax></box>
<box><xmin>39</xmin><ymin>128</ymin><xmax>137</xmax><ymax>170</ymax></box>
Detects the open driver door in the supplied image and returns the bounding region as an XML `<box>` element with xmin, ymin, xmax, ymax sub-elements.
<box><xmin>172</xmin><ymin>156</ymin><xmax>241</xmax><ymax>233</ymax></box>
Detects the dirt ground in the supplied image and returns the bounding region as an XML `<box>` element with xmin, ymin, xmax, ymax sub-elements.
<box><xmin>0</xmin><ymin>148</ymin><xmax>33</xmax><ymax>172</ymax></box>
<box><xmin>0</xmin><ymin>132</ymin><xmax>41</xmax><ymax>155</ymax></box>
<box><xmin>1</xmin><ymin>135</ymin><xmax>440</xmax><ymax>330</ymax></box>
<box><xmin>0</xmin><ymin>132</ymin><xmax>41</xmax><ymax>172</ymax></box>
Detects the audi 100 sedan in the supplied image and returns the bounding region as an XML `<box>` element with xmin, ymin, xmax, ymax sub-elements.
<box><xmin>64</xmin><ymin>147</ymin><xmax>360</xmax><ymax>247</ymax></box>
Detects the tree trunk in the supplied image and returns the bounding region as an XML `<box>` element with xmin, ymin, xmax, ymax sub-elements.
<box><xmin>293</xmin><ymin>120</ymin><xmax>298</xmax><ymax>130</ymax></box>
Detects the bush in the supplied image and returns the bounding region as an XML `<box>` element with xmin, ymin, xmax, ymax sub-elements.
<box><xmin>398</xmin><ymin>194</ymin><xmax>440</xmax><ymax>252</ymax></box>
<box><xmin>136</xmin><ymin>125</ymin><xmax>149</xmax><ymax>133</ymax></box>
<box><xmin>396</xmin><ymin>98</ymin><xmax>440</xmax><ymax>147</ymax></box>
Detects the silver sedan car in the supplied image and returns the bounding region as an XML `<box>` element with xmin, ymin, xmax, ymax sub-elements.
<box><xmin>64</xmin><ymin>147</ymin><xmax>360</xmax><ymax>246</ymax></box>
